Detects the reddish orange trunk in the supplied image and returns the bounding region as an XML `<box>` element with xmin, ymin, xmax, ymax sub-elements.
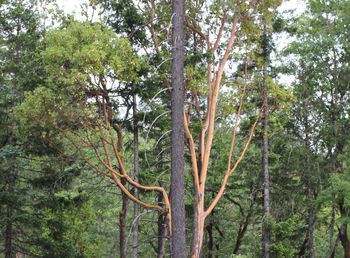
<box><xmin>191</xmin><ymin>193</ymin><xmax>206</xmax><ymax>258</ymax></box>
<box><xmin>191</xmin><ymin>217</ymin><xmax>205</xmax><ymax>257</ymax></box>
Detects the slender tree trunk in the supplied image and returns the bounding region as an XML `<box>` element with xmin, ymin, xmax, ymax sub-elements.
<box><xmin>157</xmin><ymin>182</ymin><xmax>167</xmax><ymax>258</ymax></box>
<box><xmin>233</xmin><ymin>215</ymin><xmax>250</xmax><ymax>254</ymax></box>
<box><xmin>339</xmin><ymin>199</ymin><xmax>350</xmax><ymax>258</ymax></box>
<box><xmin>206</xmin><ymin>214</ymin><xmax>214</xmax><ymax>258</ymax></box>
<box><xmin>262</xmin><ymin>63</ymin><xmax>270</xmax><ymax>258</ymax></box>
<box><xmin>298</xmin><ymin>237</ymin><xmax>308</xmax><ymax>257</ymax></box>
<box><xmin>157</xmin><ymin>215</ymin><xmax>166</xmax><ymax>258</ymax></box>
<box><xmin>132</xmin><ymin>90</ymin><xmax>140</xmax><ymax>258</ymax></box>
<box><xmin>170</xmin><ymin>0</ymin><xmax>186</xmax><ymax>256</ymax></box>
<box><xmin>303</xmin><ymin>84</ymin><xmax>315</xmax><ymax>258</ymax></box>
<box><xmin>339</xmin><ymin>224</ymin><xmax>350</xmax><ymax>258</ymax></box>
<box><xmin>326</xmin><ymin>235</ymin><xmax>340</xmax><ymax>258</ymax></box>
<box><xmin>305</xmin><ymin>129</ymin><xmax>315</xmax><ymax>258</ymax></box>
<box><xmin>328</xmin><ymin>204</ymin><xmax>336</xmax><ymax>254</ymax></box>
<box><xmin>5</xmin><ymin>161</ymin><xmax>15</xmax><ymax>258</ymax></box>
<box><xmin>119</xmin><ymin>178</ymin><xmax>129</xmax><ymax>258</ymax></box>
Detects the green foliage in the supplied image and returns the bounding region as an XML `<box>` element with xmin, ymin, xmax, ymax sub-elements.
<box><xmin>38</xmin><ymin>199</ymin><xmax>105</xmax><ymax>258</ymax></box>
<box><xmin>43</xmin><ymin>21</ymin><xmax>141</xmax><ymax>84</ymax></box>
<box><xmin>104</xmin><ymin>0</ymin><xmax>147</xmax><ymax>45</ymax></box>
<box><xmin>270</xmin><ymin>215</ymin><xmax>304</xmax><ymax>257</ymax></box>
<box><xmin>325</xmin><ymin>144</ymin><xmax>350</xmax><ymax>224</ymax></box>
<box><xmin>16</xmin><ymin>21</ymin><xmax>141</xmax><ymax>133</ymax></box>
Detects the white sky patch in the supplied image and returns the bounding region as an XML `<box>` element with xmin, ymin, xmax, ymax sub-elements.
<box><xmin>275</xmin><ymin>0</ymin><xmax>307</xmax><ymax>52</ymax></box>
<box><xmin>278</xmin><ymin>0</ymin><xmax>307</xmax><ymax>16</ymax></box>
<box><xmin>56</xmin><ymin>0</ymin><xmax>100</xmax><ymax>21</ymax></box>
<box><xmin>272</xmin><ymin>0</ymin><xmax>306</xmax><ymax>87</ymax></box>
<box><xmin>57</xmin><ymin>0</ymin><xmax>84</xmax><ymax>14</ymax></box>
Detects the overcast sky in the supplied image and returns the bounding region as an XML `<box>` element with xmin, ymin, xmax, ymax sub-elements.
<box><xmin>57</xmin><ymin>0</ymin><xmax>84</xmax><ymax>14</ymax></box>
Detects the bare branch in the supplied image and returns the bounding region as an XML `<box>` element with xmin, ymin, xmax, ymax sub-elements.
<box><xmin>205</xmin><ymin>112</ymin><xmax>261</xmax><ymax>216</ymax></box>
<box><xmin>212</xmin><ymin>14</ymin><xmax>227</xmax><ymax>52</ymax></box>
<box><xmin>184</xmin><ymin>113</ymin><xmax>200</xmax><ymax>192</ymax></box>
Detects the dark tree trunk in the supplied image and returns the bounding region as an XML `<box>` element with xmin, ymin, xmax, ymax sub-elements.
<box><xmin>305</xmin><ymin>127</ymin><xmax>314</xmax><ymax>258</ymax></box>
<box><xmin>233</xmin><ymin>214</ymin><xmax>250</xmax><ymax>254</ymax></box>
<box><xmin>339</xmin><ymin>206</ymin><xmax>350</xmax><ymax>258</ymax></box>
<box><xmin>157</xmin><ymin>182</ymin><xmax>167</xmax><ymax>258</ymax></box>
<box><xmin>226</xmin><ymin>185</ymin><xmax>255</xmax><ymax>255</ymax></box>
<box><xmin>170</xmin><ymin>0</ymin><xmax>186</xmax><ymax>256</ymax></box>
<box><xmin>119</xmin><ymin>178</ymin><xmax>129</xmax><ymax>258</ymax></box>
<box><xmin>206</xmin><ymin>215</ymin><xmax>214</xmax><ymax>258</ymax></box>
<box><xmin>215</xmin><ymin>246</ymin><xmax>219</xmax><ymax>258</ymax></box>
<box><xmin>302</xmin><ymin>95</ymin><xmax>314</xmax><ymax>258</ymax></box>
<box><xmin>327</xmin><ymin>234</ymin><xmax>339</xmax><ymax>258</ymax></box>
<box><xmin>298</xmin><ymin>236</ymin><xmax>308</xmax><ymax>258</ymax></box>
<box><xmin>328</xmin><ymin>204</ymin><xmax>336</xmax><ymax>257</ymax></box>
<box><xmin>5</xmin><ymin>162</ymin><xmax>15</xmax><ymax>258</ymax></box>
<box><xmin>339</xmin><ymin>224</ymin><xmax>350</xmax><ymax>258</ymax></box>
<box><xmin>132</xmin><ymin>90</ymin><xmax>140</xmax><ymax>258</ymax></box>
<box><xmin>262</xmin><ymin>61</ymin><xmax>270</xmax><ymax>258</ymax></box>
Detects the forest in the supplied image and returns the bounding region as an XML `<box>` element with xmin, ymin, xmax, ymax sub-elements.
<box><xmin>0</xmin><ymin>0</ymin><xmax>349</xmax><ymax>257</ymax></box>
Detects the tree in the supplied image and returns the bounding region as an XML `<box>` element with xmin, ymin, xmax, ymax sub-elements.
<box><xmin>170</xmin><ymin>0</ymin><xmax>186</xmax><ymax>256</ymax></box>
<box><xmin>183</xmin><ymin>1</ymin><xmax>283</xmax><ymax>256</ymax></box>
<box><xmin>284</xmin><ymin>0</ymin><xmax>350</xmax><ymax>256</ymax></box>
<box><xmin>0</xmin><ymin>1</ymin><xmax>44</xmax><ymax>256</ymax></box>
<box><xmin>100</xmin><ymin>0</ymin><xmax>283</xmax><ymax>256</ymax></box>
<box><xmin>132</xmin><ymin>86</ymin><xmax>140</xmax><ymax>258</ymax></box>
<box><xmin>261</xmin><ymin>29</ymin><xmax>271</xmax><ymax>258</ymax></box>
<box><xmin>16</xmin><ymin>20</ymin><xmax>172</xmax><ymax>255</ymax></box>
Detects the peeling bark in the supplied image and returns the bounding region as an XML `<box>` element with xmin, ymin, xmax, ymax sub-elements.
<box><xmin>191</xmin><ymin>195</ymin><xmax>205</xmax><ymax>258</ymax></box>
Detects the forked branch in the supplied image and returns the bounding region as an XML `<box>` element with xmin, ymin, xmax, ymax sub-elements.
<box><xmin>205</xmin><ymin>112</ymin><xmax>261</xmax><ymax>216</ymax></box>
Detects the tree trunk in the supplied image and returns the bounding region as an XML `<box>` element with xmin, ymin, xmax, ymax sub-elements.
<box><xmin>170</xmin><ymin>0</ymin><xmax>186</xmax><ymax>256</ymax></box>
<box><xmin>132</xmin><ymin>90</ymin><xmax>140</xmax><ymax>258</ymax></box>
<box><xmin>191</xmin><ymin>218</ymin><xmax>205</xmax><ymax>258</ymax></box>
<box><xmin>298</xmin><ymin>236</ymin><xmax>308</xmax><ymax>258</ymax></box>
<box><xmin>339</xmin><ymin>224</ymin><xmax>350</xmax><ymax>258</ymax></box>
<box><xmin>157</xmin><ymin>182</ymin><xmax>167</xmax><ymax>258</ymax></box>
<box><xmin>206</xmin><ymin>214</ymin><xmax>214</xmax><ymax>258</ymax></box>
<box><xmin>262</xmin><ymin>61</ymin><xmax>270</xmax><ymax>258</ymax></box>
<box><xmin>157</xmin><ymin>213</ymin><xmax>167</xmax><ymax>258</ymax></box>
<box><xmin>303</xmin><ymin>82</ymin><xmax>314</xmax><ymax>258</ymax></box>
<box><xmin>191</xmin><ymin>194</ymin><xmax>205</xmax><ymax>258</ymax></box>
<box><xmin>119</xmin><ymin>178</ymin><xmax>129</xmax><ymax>258</ymax></box>
<box><xmin>5</xmin><ymin>162</ymin><xmax>15</xmax><ymax>258</ymax></box>
<box><xmin>328</xmin><ymin>204</ymin><xmax>336</xmax><ymax>257</ymax></box>
<box><xmin>327</xmin><ymin>234</ymin><xmax>339</xmax><ymax>258</ymax></box>
<box><xmin>305</xmin><ymin>135</ymin><xmax>314</xmax><ymax>258</ymax></box>
<box><xmin>233</xmin><ymin>215</ymin><xmax>250</xmax><ymax>254</ymax></box>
